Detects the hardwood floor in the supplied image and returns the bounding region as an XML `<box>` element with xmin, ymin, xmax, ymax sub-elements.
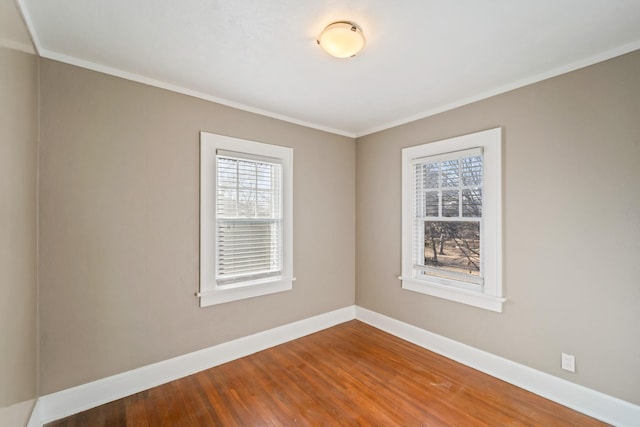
<box><xmin>45</xmin><ymin>320</ymin><xmax>608</xmax><ymax>426</ymax></box>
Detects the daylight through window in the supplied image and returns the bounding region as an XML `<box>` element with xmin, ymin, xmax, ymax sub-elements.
<box><xmin>414</xmin><ymin>148</ymin><xmax>483</xmax><ymax>289</ymax></box>
<box><xmin>401</xmin><ymin>128</ymin><xmax>503</xmax><ymax>312</ymax></box>
<box><xmin>216</xmin><ymin>151</ymin><xmax>283</xmax><ymax>284</ymax></box>
<box><xmin>200</xmin><ymin>132</ymin><xmax>293</xmax><ymax>307</ymax></box>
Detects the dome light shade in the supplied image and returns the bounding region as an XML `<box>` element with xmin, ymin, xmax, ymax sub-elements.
<box><xmin>317</xmin><ymin>22</ymin><xmax>365</xmax><ymax>58</ymax></box>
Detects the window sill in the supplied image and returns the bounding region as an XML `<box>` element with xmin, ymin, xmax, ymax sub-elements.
<box><xmin>198</xmin><ymin>276</ymin><xmax>294</xmax><ymax>307</ymax></box>
<box><xmin>399</xmin><ymin>276</ymin><xmax>505</xmax><ymax>312</ymax></box>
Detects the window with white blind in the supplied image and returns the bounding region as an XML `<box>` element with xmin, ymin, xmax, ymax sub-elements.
<box><xmin>401</xmin><ymin>128</ymin><xmax>504</xmax><ymax>312</ymax></box>
<box><xmin>199</xmin><ymin>132</ymin><xmax>293</xmax><ymax>307</ymax></box>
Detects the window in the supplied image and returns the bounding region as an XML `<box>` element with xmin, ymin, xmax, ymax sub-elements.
<box><xmin>401</xmin><ymin>128</ymin><xmax>504</xmax><ymax>312</ymax></box>
<box><xmin>199</xmin><ymin>132</ymin><xmax>293</xmax><ymax>307</ymax></box>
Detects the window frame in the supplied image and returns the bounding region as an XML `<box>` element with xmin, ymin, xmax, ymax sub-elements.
<box><xmin>413</xmin><ymin>147</ymin><xmax>484</xmax><ymax>289</ymax></box>
<box><xmin>401</xmin><ymin>128</ymin><xmax>504</xmax><ymax>312</ymax></box>
<box><xmin>199</xmin><ymin>132</ymin><xmax>293</xmax><ymax>307</ymax></box>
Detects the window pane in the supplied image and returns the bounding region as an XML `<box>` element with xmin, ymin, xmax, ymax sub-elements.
<box><xmin>237</xmin><ymin>190</ymin><xmax>256</xmax><ymax>217</ymax></box>
<box><xmin>424</xmin><ymin>191</ymin><xmax>439</xmax><ymax>217</ymax></box>
<box><xmin>217</xmin><ymin>188</ymin><xmax>237</xmax><ymax>216</ymax></box>
<box><xmin>441</xmin><ymin>159</ymin><xmax>459</xmax><ymax>187</ymax></box>
<box><xmin>462</xmin><ymin>188</ymin><xmax>482</xmax><ymax>217</ymax></box>
<box><xmin>215</xmin><ymin>154</ymin><xmax>283</xmax><ymax>282</ymax></box>
<box><xmin>423</xmin><ymin>163</ymin><xmax>439</xmax><ymax>189</ymax></box>
<box><xmin>423</xmin><ymin>221</ymin><xmax>480</xmax><ymax>277</ymax></box>
<box><xmin>238</xmin><ymin>161</ymin><xmax>257</xmax><ymax>189</ymax></box>
<box><xmin>441</xmin><ymin>190</ymin><xmax>459</xmax><ymax>217</ymax></box>
<box><xmin>217</xmin><ymin>158</ymin><xmax>237</xmax><ymax>188</ymax></box>
<box><xmin>256</xmin><ymin>191</ymin><xmax>274</xmax><ymax>217</ymax></box>
<box><xmin>461</xmin><ymin>155</ymin><xmax>482</xmax><ymax>186</ymax></box>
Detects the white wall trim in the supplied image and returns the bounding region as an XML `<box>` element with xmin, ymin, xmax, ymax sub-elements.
<box><xmin>355</xmin><ymin>39</ymin><xmax>640</xmax><ymax>137</ymax></box>
<box><xmin>28</xmin><ymin>305</ymin><xmax>639</xmax><ymax>426</ymax></box>
<box><xmin>14</xmin><ymin>0</ymin><xmax>41</xmax><ymax>56</ymax></box>
<box><xmin>355</xmin><ymin>306</ymin><xmax>640</xmax><ymax>427</ymax></box>
<box><xmin>30</xmin><ymin>306</ymin><xmax>356</xmax><ymax>426</ymax></box>
<box><xmin>33</xmin><ymin>49</ymin><xmax>356</xmax><ymax>138</ymax></box>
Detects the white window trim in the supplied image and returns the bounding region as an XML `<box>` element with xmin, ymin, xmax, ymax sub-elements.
<box><xmin>400</xmin><ymin>128</ymin><xmax>504</xmax><ymax>312</ymax></box>
<box><xmin>199</xmin><ymin>132</ymin><xmax>293</xmax><ymax>307</ymax></box>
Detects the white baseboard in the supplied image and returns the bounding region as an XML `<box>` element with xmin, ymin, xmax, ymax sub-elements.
<box><xmin>29</xmin><ymin>305</ymin><xmax>639</xmax><ymax>427</ymax></box>
<box><xmin>0</xmin><ymin>399</ymin><xmax>36</xmax><ymax>427</ymax></box>
<box><xmin>355</xmin><ymin>306</ymin><xmax>640</xmax><ymax>427</ymax></box>
<box><xmin>31</xmin><ymin>305</ymin><xmax>356</xmax><ymax>426</ymax></box>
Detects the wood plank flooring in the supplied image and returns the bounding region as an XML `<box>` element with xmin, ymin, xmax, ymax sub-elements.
<box><xmin>45</xmin><ymin>320</ymin><xmax>608</xmax><ymax>426</ymax></box>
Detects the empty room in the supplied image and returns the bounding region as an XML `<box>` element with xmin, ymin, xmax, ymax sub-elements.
<box><xmin>1</xmin><ymin>0</ymin><xmax>639</xmax><ymax>426</ymax></box>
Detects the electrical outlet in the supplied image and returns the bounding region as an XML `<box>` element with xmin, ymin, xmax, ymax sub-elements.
<box><xmin>561</xmin><ymin>353</ymin><xmax>575</xmax><ymax>372</ymax></box>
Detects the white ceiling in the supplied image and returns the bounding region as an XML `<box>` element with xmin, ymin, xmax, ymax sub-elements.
<box><xmin>7</xmin><ymin>0</ymin><xmax>640</xmax><ymax>137</ymax></box>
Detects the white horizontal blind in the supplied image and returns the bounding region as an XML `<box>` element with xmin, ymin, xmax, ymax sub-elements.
<box><xmin>216</xmin><ymin>151</ymin><xmax>282</xmax><ymax>284</ymax></box>
<box><xmin>413</xmin><ymin>147</ymin><xmax>484</xmax><ymax>285</ymax></box>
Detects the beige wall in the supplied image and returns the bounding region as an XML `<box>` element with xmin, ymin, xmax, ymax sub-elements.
<box><xmin>38</xmin><ymin>59</ymin><xmax>355</xmax><ymax>394</ymax></box>
<box><xmin>17</xmin><ymin>44</ymin><xmax>640</xmax><ymax>408</ymax></box>
<box><xmin>0</xmin><ymin>47</ymin><xmax>38</xmax><ymax>407</ymax></box>
<box><xmin>356</xmin><ymin>50</ymin><xmax>640</xmax><ymax>404</ymax></box>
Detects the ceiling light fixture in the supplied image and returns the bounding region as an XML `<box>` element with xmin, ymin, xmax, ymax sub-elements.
<box><xmin>317</xmin><ymin>21</ymin><xmax>365</xmax><ymax>58</ymax></box>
